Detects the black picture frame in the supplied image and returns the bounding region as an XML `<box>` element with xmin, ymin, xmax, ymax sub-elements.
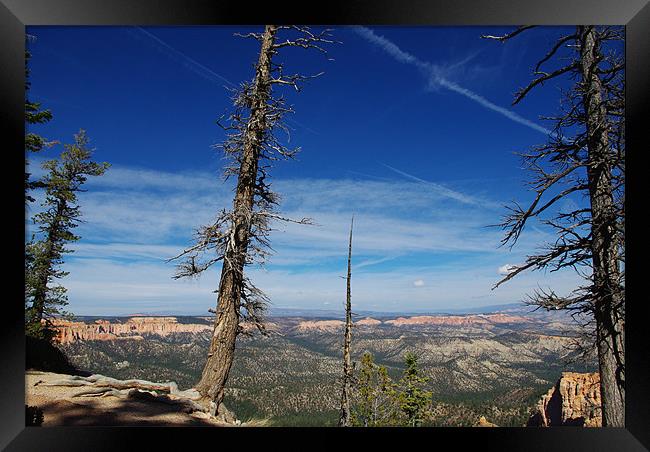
<box><xmin>2</xmin><ymin>0</ymin><xmax>648</xmax><ymax>450</ymax></box>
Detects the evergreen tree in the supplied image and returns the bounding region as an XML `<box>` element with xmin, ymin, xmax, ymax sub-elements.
<box><xmin>397</xmin><ymin>352</ymin><xmax>432</xmax><ymax>427</ymax></box>
<box><xmin>25</xmin><ymin>130</ymin><xmax>109</xmax><ymax>340</ymax></box>
<box><xmin>25</xmin><ymin>35</ymin><xmax>54</xmax><ymax>204</ymax></box>
<box><xmin>351</xmin><ymin>352</ymin><xmax>398</xmax><ymax>427</ymax></box>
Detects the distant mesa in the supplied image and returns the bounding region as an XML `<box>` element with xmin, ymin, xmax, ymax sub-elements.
<box><xmin>52</xmin><ymin>317</ymin><xmax>212</xmax><ymax>344</ymax></box>
<box><xmin>384</xmin><ymin>314</ymin><xmax>529</xmax><ymax>326</ymax></box>
<box><xmin>51</xmin><ymin>316</ymin><xmax>284</xmax><ymax>344</ymax></box>
<box><xmin>527</xmin><ymin>372</ymin><xmax>602</xmax><ymax>427</ymax></box>
<box><xmin>355</xmin><ymin>317</ymin><xmax>382</xmax><ymax>326</ymax></box>
<box><xmin>52</xmin><ymin>312</ymin><xmax>534</xmax><ymax>344</ymax></box>
<box><xmin>294</xmin><ymin>319</ymin><xmax>344</xmax><ymax>332</ymax></box>
<box><xmin>295</xmin><ymin>317</ymin><xmax>386</xmax><ymax>332</ymax></box>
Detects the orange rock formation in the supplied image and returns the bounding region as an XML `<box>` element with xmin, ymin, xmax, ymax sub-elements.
<box><xmin>476</xmin><ymin>415</ymin><xmax>497</xmax><ymax>427</ymax></box>
<box><xmin>384</xmin><ymin>314</ymin><xmax>528</xmax><ymax>326</ymax></box>
<box><xmin>52</xmin><ymin>317</ymin><xmax>212</xmax><ymax>344</ymax></box>
<box><xmin>527</xmin><ymin>372</ymin><xmax>602</xmax><ymax>427</ymax></box>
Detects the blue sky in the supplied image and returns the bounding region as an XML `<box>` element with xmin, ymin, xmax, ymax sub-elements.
<box><xmin>25</xmin><ymin>25</ymin><xmax>589</xmax><ymax>315</ymax></box>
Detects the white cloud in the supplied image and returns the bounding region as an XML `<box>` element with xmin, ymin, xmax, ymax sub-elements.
<box><xmin>31</xmin><ymin>163</ymin><xmax>519</xmax><ymax>258</ymax></box>
<box><xmin>498</xmin><ymin>264</ymin><xmax>517</xmax><ymax>275</ymax></box>
<box><xmin>69</xmin><ymin>242</ymin><xmax>182</xmax><ymax>262</ymax></box>
<box><xmin>26</xmin><ymin>163</ymin><xmax>584</xmax><ymax>315</ymax></box>
<box><xmin>62</xmin><ymin>255</ymin><xmax>583</xmax><ymax>315</ymax></box>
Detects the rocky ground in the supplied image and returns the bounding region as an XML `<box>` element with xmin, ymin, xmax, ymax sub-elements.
<box><xmin>25</xmin><ymin>371</ymin><xmax>247</xmax><ymax>427</ymax></box>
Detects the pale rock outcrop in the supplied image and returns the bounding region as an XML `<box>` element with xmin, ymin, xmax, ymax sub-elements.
<box><xmin>476</xmin><ymin>415</ymin><xmax>497</xmax><ymax>427</ymax></box>
<box><xmin>294</xmin><ymin>319</ymin><xmax>344</xmax><ymax>332</ymax></box>
<box><xmin>385</xmin><ymin>314</ymin><xmax>528</xmax><ymax>327</ymax></box>
<box><xmin>356</xmin><ymin>317</ymin><xmax>382</xmax><ymax>326</ymax></box>
<box><xmin>52</xmin><ymin>317</ymin><xmax>211</xmax><ymax>344</ymax></box>
<box><xmin>527</xmin><ymin>372</ymin><xmax>601</xmax><ymax>427</ymax></box>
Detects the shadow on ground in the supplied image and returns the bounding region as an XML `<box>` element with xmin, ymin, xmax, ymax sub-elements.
<box><xmin>26</xmin><ymin>336</ymin><xmax>90</xmax><ymax>376</ymax></box>
<box><xmin>35</xmin><ymin>397</ymin><xmax>220</xmax><ymax>426</ymax></box>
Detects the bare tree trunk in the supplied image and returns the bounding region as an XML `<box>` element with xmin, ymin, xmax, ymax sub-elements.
<box><xmin>31</xmin><ymin>258</ymin><xmax>50</xmax><ymax>325</ymax></box>
<box><xmin>579</xmin><ymin>25</ymin><xmax>625</xmax><ymax>427</ymax></box>
<box><xmin>194</xmin><ymin>25</ymin><xmax>278</xmax><ymax>415</ymax></box>
<box><xmin>339</xmin><ymin>217</ymin><xmax>354</xmax><ymax>427</ymax></box>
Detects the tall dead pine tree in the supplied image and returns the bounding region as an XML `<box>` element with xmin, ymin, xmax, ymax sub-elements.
<box><xmin>484</xmin><ymin>26</ymin><xmax>625</xmax><ymax>426</ymax></box>
<box><xmin>170</xmin><ymin>25</ymin><xmax>336</xmax><ymax>416</ymax></box>
<box><xmin>339</xmin><ymin>216</ymin><xmax>354</xmax><ymax>427</ymax></box>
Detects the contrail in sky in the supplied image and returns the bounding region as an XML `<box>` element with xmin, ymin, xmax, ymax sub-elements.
<box><xmin>131</xmin><ymin>27</ymin><xmax>320</xmax><ymax>135</ymax></box>
<box><xmin>381</xmin><ymin>162</ymin><xmax>482</xmax><ymax>206</ymax></box>
<box><xmin>132</xmin><ymin>27</ymin><xmax>236</xmax><ymax>87</ymax></box>
<box><xmin>380</xmin><ymin>162</ymin><xmax>504</xmax><ymax>209</ymax></box>
<box><xmin>353</xmin><ymin>26</ymin><xmax>553</xmax><ymax>136</ymax></box>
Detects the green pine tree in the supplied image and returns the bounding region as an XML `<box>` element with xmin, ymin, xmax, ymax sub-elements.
<box><xmin>397</xmin><ymin>352</ymin><xmax>433</xmax><ymax>427</ymax></box>
<box><xmin>25</xmin><ymin>35</ymin><xmax>55</xmax><ymax>204</ymax></box>
<box><xmin>351</xmin><ymin>352</ymin><xmax>399</xmax><ymax>426</ymax></box>
<box><xmin>25</xmin><ymin>130</ymin><xmax>109</xmax><ymax>340</ymax></box>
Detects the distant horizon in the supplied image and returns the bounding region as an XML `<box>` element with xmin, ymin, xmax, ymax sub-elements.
<box><xmin>67</xmin><ymin>301</ymin><xmax>551</xmax><ymax>319</ymax></box>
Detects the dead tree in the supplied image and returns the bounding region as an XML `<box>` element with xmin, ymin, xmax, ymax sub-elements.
<box><xmin>484</xmin><ymin>26</ymin><xmax>625</xmax><ymax>426</ymax></box>
<box><xmin>169</xmin><ymin>25</ymin><xmax>336</xmax><ymax>416</ymax></box>
<box><xmin>339</xmin><ymin>216</ymin><xmax>354</xmax><ymax>427</ymax></box>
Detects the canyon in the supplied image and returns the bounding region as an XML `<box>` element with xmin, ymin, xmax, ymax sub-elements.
<box><xmin>49</xmin><ymin>310</ymin><xmax>596</xmax><ymax>426</ymax></box>
<box><xmin>52</xmin><ymin>312</ymin><xmax>546</xmax><ymax>343</ymax></box>
<box><xmin>52</xmin><ymin>317</ymin><xmax>212</xmax><ymax>344</ymax></box>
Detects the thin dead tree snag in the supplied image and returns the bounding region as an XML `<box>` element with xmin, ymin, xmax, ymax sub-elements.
<box><xmin>339</xmin><ymin>216</ymin><xmax>354</xmax><ymax>427</ymax></box>
<box><xmin>169</xmin><ymin>25</ymin><xmax>336</xmax><ymax>417</ymax></box>
<box><xmin>484</xmin><ymin>26</ymin><xmax>625</xmax><ymax>426</ymax></box>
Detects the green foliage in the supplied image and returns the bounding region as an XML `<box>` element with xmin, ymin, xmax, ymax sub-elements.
<box><xmin>351</xmin><ymin>351</ymin><xmax>433</xmax><ymax>427</ymax></box>
<box><xmin>267</xmin><ymin>410</ymin><xmax>340</xmax><ymax>427</ymax></box>
<box><xmin>25</xmin><ymin>40</ymin><xmax>55</xmax><ymax>204</ymax></box>
<box><xmin>25</xmin><ymin>130</ymin><xmax>109</xmax><ymax>340</ymax></box>
<box><xmin>351</xmin><ymin>352</ymin><xmax>399</xmax><ymax>426</ymax></box>
<box><xmin>25</xmin><ymin>46</ymin><xmax>53</xmax><ymax>153</ymax></box>
<box><xmin>396</xmin><ymin>352</ymin><xmax>433</xmax><ymax>426</ymax></box>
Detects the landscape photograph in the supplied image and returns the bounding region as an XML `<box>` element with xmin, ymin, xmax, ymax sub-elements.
<box><xmin>23</xmin><ymin>24</ymin><xmax>625</xmax><ymax>428</ymax></box>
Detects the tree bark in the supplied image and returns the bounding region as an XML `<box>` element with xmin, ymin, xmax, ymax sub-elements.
<box><xmin>194</xmin><ymin>25</ymin><xmax>278</xmax><ymax>415</ymax></box>
<box><xmin>579</xmin><ymin>25</ymin><xmax>625</xmax><ymax>427</ymax></box>
<box><xmin>339</xmin><ymin>217</ymin><xmax>354</xmax><ymax>426</ymax></box>
<box><xmin>29</xmin><ymin>200</ymin><xmax>64</xmax><ymax>329</ymax></box>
